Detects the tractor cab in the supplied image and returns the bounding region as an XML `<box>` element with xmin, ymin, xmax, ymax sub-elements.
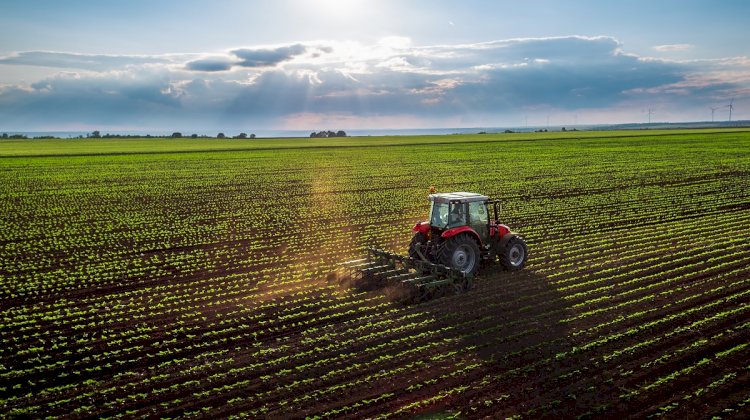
<box><xmin>427</xmin><ymin>192</ymin><xmax>491</xmax><ymax>241</ymax></box>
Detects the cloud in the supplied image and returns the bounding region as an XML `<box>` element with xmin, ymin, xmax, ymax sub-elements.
<box><xmin>183</xmin><ymin>44</ymin><xmax>317</xmax><ymax>72</ymax></box>
<box><xmin>0</xmin><ymin>71</ymin><xmax>182</xmax><ymax>129</ymax></box>
<box><xmin>231</xmin><ymin>44</ymin><xmax>307</xmax><ymax>68</ymax></box>
<box><xmin>653</xmin><ymin>44</ymin><xmax>694</xmax><ymax>52</ymax></box>
<box><xmin>185</xmin><ymin>57</ymin><xmax>236</xmax><ymax>72</ymax></box>
<box><xmin>364</xmin><ymin>36</ymin><xmax>623</xmax><ymax>76</ymax></box>
<box><xmin>0</xmin><ymin>36</ymin><xmax>748</xmax><ymax>130</ymax></box>
<box><xmin>0</xmin><ymin>51</ymin><xmax>174</xmax><ymax>71</ymax></box>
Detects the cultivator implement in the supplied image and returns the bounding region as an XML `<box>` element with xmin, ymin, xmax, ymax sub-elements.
<box><xmin>341</xmin><ymin>248</ymin><xmax>473</xmax><ymax>303</ymax></box>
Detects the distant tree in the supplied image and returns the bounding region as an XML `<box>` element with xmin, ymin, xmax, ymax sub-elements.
<box><xmin>191</xmin><ymin>133</ymin><xmax>198</xmax><ymax>138</ymax></box>
<box><xmin>172</xmin><ymin>132</ymin><xmax>182</xmax><ymax>138</ymax></box>
<box><xmin>235</xmin><ymin>132</ymin><xmax>247</xmax><ymax>139</ymax></box>
<box><xmin>1</xmin><ymin>133</ymin><xmax>7</xmax><ymax>139</ymax></box>
<box><xmin>250</xmin><ymin>133</ymin><xmax>256</xmax><ymax>139</ymax></box>
<box><xmin>504</xmin><ymin>129</ymin><xmax>514</xmax><ymax>133</ymax></box>
<box><xmin>217</xmin><ymin>132</ymin><xmax>226</xmax><ymax>139</ymax></box>
<box><xmin>561</xmin><ymin>127</ymin><xmax>566</xmax><ymax>132</ymax></box>
<box><xmin>309</xmin><ymin>130</ymin><xmax>347</xmax><ymax>138</ymax></box>
<box><xmin>89</xmin><ymin>130</ymin><xmax>101</xmax><ymax>138</ymax></box>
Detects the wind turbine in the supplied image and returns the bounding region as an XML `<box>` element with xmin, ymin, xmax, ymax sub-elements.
<box><xmin>726</xmin><ymin>98</ymin><xmax>734</xmax><ymax>122</ymax></box>
<box><xmin>710</xmin><ymin>106</ymin><xmax>719</xmax><ymax>122</ymax></box>
<box><xmin>647</xmin><ymin>108</ymin><xmax>654</xmax><ymax>124</ymax></box>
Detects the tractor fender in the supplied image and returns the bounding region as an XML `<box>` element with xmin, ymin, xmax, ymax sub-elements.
<box><xmin>498</xmin><ymin>232</ymin><xmax>520</xmax><ymax>249</ymax></box>
<box><xmin>441</xmin><ymin>226</ymin><xmax>483</xmax><ymax>246</ymax></box>
<box><xmin>412</xmin><ymin>222</ymin><xmax>430</xmax><ymax>235</ymax></box>
<box><xmin>491</xmin><ymin>223</ymin><xmax>510</xmax><ymax>238</ymax></box>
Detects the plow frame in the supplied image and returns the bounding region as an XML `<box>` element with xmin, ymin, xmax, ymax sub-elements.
<box><xmin>341</xmin><ymin>248</ymin><xmax>474</xmax><ymax>303</ymax></box>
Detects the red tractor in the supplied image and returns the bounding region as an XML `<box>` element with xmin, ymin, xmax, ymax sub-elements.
<box><xmin>343</xmin><ymin>191</ymin><xmax>528</xmax><ymax>302</ymax></box>
<box><xmin>408</xmin><ymin>192</ymin><xmax>528</xmax><ymax>275</ymax></box>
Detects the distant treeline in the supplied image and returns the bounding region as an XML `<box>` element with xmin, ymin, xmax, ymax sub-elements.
<box><xmin>87</xmin><ymin>131</ymin><xmax>260</xmax><ymax>139</ymax></box>
<box><xmin>0</xmin><ymin>131</ymin><xmax>258</xmax><ymax>140</ymax></box>
<box><xmin>2</xmin><ymin>130</ymin><xmax>350</xmax><ymax>139</ymax></box>
<box><xmin>1</xmin><ymin>133</ymin><xmax>33</xmax><ymax>139</ymax></box>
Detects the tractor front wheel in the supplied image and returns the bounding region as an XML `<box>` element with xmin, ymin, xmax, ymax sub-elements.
<box><xmin>439</xmin><ymin>234</ymin><xmax>480</xmax><ymax>275</ymax></box>
<box><xmin>499</xmin><ymin>236</ymin><xmax>528</xmax><ymax>270</ymax></box>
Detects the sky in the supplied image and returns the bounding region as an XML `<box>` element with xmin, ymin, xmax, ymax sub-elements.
<box><xmin>1</xmin><ymin>0</ymin><xmax>749</xmax><ymax>133</ymax></box>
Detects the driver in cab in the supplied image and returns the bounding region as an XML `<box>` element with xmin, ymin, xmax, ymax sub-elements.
<box><xmin>449</xmin><ymin>203</ymin><xmax>466</xmax><ymax>225</ymax></box>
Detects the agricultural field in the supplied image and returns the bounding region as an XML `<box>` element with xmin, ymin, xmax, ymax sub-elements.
<box><xmin>1</xmin><ymin>129</ymin><xmax>749</xmax><ymax>419</ymax></box>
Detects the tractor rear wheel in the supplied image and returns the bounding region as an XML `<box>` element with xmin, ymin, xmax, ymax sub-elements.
<box><xmin>499</xmin><ymin>236</ymin><xmax>528</xmax><ymax>270</ymax></box>
<box><xmin>439</xmin><ymin>233</ymin><xmax>480</xmax><ymax>275</ymax></box>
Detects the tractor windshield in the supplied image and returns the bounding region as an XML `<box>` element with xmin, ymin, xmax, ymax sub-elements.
<box><xmin>430</xmin><ymin>201</ymin><xmax>467</xmax><ymax>229</ymax></box>
<box><xmin>429</xmin><ymin>202</ymin><xmax>449</xmax><ymax>228</ymax></box>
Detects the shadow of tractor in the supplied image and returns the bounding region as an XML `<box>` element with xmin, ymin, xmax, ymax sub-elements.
<box><xmin>332</xmin><ymin>263</ymin><xmax>577</xmax><ymax>418</ymax></box>
<box><xmin>408</xmin><ymin>267</ymin><xmax>577</xmax><ymax>417</ymax></box>
<box><xmin>418</xmin><ymin>266</ymin><xmax>571</xmax><ymax>362</ymax></box>
<box><xmin>332</xmin><ymin>259</ymin><xmax>572</xmax><ymax>368</ymax></box>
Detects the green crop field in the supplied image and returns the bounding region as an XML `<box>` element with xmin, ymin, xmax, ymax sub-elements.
<box><xmin>1</xmin><ymin>129</ymin><xmax>749</xmax><ymax>418</ymax></box>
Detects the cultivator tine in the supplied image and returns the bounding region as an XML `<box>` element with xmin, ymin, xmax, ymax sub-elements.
<box><xmin>387</xmin><ymin>271</ymin><xmax>418</xmax><ymax>281</ymax></box>
<box><xmin>377</xmin><ymin>267</ymin><xmax>409</xmax><ymax>277</ymax></box>
<box><xmin>360</xmin><ymin>264</ymin><xmax>393</xmax><ymax>274</ymax></box>
<box><xmin>401</xmin><ymin>274</ymin><xmax>436</xmax><ymax>286</ymax></box>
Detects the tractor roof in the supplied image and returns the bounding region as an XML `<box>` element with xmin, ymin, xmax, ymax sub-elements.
<box><xmin>428</xmin><ymin>192</ymin><xmax>489</xmax><ymax>204</ymax></box>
